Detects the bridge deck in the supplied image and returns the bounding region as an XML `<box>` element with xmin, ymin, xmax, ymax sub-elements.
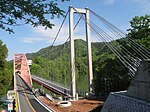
<box><xmin>32</xmin><ymin>75</ymin><xmax>71</xmax><ymax>97</ymax></box>
<box><xmin>16</xmin><ymin>75</ymin><xmax>54</xmax><ymax>112</ymax></box>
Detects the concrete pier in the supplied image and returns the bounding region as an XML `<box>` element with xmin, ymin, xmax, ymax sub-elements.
<box><xmin>127</xmin><ymin>60</ymin><xmax>150</xmax><ymax>102</ymax></box>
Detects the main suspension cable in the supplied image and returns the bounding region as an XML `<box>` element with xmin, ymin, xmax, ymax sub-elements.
<box><xmin>90</xmin><ymin>9</ymin><xmax>150</xmax><ymax>59</ymax></box>
<box><xmin>72</xmin><ymin>7</ymin><xmax>138</xmax><ymax>76</ymax></box>
<box><xmin>50</xmin><ymin>9</ymin><xmax>69</xmax><ymax>50</ymax></box>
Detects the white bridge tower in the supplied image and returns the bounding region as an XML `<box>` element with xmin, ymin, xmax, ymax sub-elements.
<box><xmin>69</xmin><ymin>6</ymin><xmax>93</xmax><ymax>100</ymax></box>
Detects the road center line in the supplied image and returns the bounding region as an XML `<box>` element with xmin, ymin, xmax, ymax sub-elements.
<box><xmin>18</xmin><ymin>76</ymin><xmax>36</xmax><ymax>112</ymax></box>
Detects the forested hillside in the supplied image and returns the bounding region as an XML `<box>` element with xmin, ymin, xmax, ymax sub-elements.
<box><xmin>27</xmin><ymin>14</ymin><xmax>150</xmax><ymax>97</ymax></box>
<box><xmin>26</xmin><ymin>39</ymin><xmax>129</xmax><ymax>96</ymax></box>
<box><xmin>0</xmin><ymin>14</ymin><xmax>148</xmax><ymax>103</ymax></box>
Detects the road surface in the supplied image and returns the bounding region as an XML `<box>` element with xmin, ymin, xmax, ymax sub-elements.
<box><xmin>16</xmin><ymin>75</ymin><xmax>53</xmax><ymax>112</ymax></box>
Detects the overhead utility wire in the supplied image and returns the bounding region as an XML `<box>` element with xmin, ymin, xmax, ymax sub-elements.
<box><xmin>74</xmin><ymin>9</ymin><xmax>135</xmax><ymax>76</ymax></box>
<box><xmin>90</xmin><ymin>9</ymin><xmax>150</xmax><ymax>58</ymax></box>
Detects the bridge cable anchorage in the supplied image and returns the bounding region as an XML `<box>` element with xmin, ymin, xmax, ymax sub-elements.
<box><xmin>72</xmin><ymin>7</ymin><xmax>140</xmax><ymax>76</ymax></box>
<box><xmin>89</xmin><ymin>9</ymin><xmax>150</xmax><ymax>59</ymax></box>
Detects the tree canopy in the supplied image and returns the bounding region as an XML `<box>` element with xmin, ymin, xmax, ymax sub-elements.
<box><xmin>0</xmin><ymin>0</ymin><xmax>67</xmax><ymax>33</ymax></box>
<box><xmin>0</xmin><ymin>40</ymin><xmax>12</xmax><ymax>97</ymax></box>
<box><xmin>127</xmin><ymin>14</ymin><xmax>150</xmax><ymax>48</ymax></box>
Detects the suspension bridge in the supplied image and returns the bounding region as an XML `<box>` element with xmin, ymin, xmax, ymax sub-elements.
<box><xmin>12</xmin><ymin>7</ymin><xmax>150</xmax><ymax>112</ymax></box>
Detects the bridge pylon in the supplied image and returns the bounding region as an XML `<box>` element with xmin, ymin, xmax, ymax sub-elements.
<box><xmin>69</xmin><ymin>6</ymin><xmax>93</xmax><ymax>100</ymax></box>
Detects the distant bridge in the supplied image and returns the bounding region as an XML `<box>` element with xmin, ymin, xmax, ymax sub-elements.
<box><xmin>32</xmin><ymin>75</ymin><xmax>71</xmax><ymax>97</ymax></box>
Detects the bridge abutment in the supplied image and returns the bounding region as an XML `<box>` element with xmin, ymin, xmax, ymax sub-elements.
<box><xmin>127</xmin><ymin>60</ymin><xmax>150</xmax><ymax>102</ymax></box>
<box><xmin>101</xmin><ymin>60</ymin><xmax>150</xmax><ymax>112</ymax></box>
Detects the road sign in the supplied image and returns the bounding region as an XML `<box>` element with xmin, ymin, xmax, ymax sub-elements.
<box><xmin>8</xmin><ymin>103</ymin><xmax>13</xmax><ymax>111</ymax></box>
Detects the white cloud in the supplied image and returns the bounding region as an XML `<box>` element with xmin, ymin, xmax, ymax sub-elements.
<box><xmin>136</xmin><ymin>0</ymin><xmax>150</xmax><ymax>13</ymax></box>
<box><xmin>21</xmin><ymin>19</ymin><xmax>86</xmax><ymax>45</ymax></box>
<box><xmin>22</xmin><ymin>17</ymin><xmax>126</xmax><ymax>44</ymax></box>
<box><xmin>21</xmin><ymin>37</ymin><xmax>47</xmax><ymax>43</ymax></box>
<box><xmin>126</xmin><ymin>0</ymin><xmax>150</xmax><ymax>14</ymax></box>
<box><xmin>37</xmin><ymin>25</ymin><xmax>69</xmax><ymax>44</ymax></box>
<box><xmin>20</xmin><ymin>19</ymin><xmax>69</xmax><ymax>44</ymax></box>
<box><xmin>106</xmin><ymin>0</ymin><xmax>116</xmax><ymax>5</ymax></box>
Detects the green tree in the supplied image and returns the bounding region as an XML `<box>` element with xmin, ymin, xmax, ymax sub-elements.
<box><xmin>127</xmin><ymin>14</ymin><xmax>150</xmax><ymax>48</ymax></box>
<box><xmin>30</xmin><ymin>63</ymin><xmax>46</xmax><ymax>78</ymax></box>
<box><xmin>0</xmin><ymin>40</ymin><xmax>12</xmax><ymax>97</ymax></box>
<box><xmin>0</xmin><ymin>0</ymin><xmax>68</xmax><ymax>33</ymax></box>
<box><xmin>92</xmin><ymin>52</ymin><xmax>130</xmax><ymax>96</ymax></box>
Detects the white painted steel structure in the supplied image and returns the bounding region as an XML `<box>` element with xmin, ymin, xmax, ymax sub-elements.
<box><xmin>69</xmin><ymin>7</ymin><xmax>93</xmax><ymax>100</ymax></box>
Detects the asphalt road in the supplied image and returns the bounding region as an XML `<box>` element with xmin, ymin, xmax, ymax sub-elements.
<box><xmin>16</xmin><ymin>75</ymin><xmax>51</xmax><ymax>112</ymax></box>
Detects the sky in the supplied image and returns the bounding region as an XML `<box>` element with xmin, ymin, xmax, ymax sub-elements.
<box><xmin>0</xmin><ymin>0</ymin><xmax>150</xmax><ymax>60</ymax></box>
